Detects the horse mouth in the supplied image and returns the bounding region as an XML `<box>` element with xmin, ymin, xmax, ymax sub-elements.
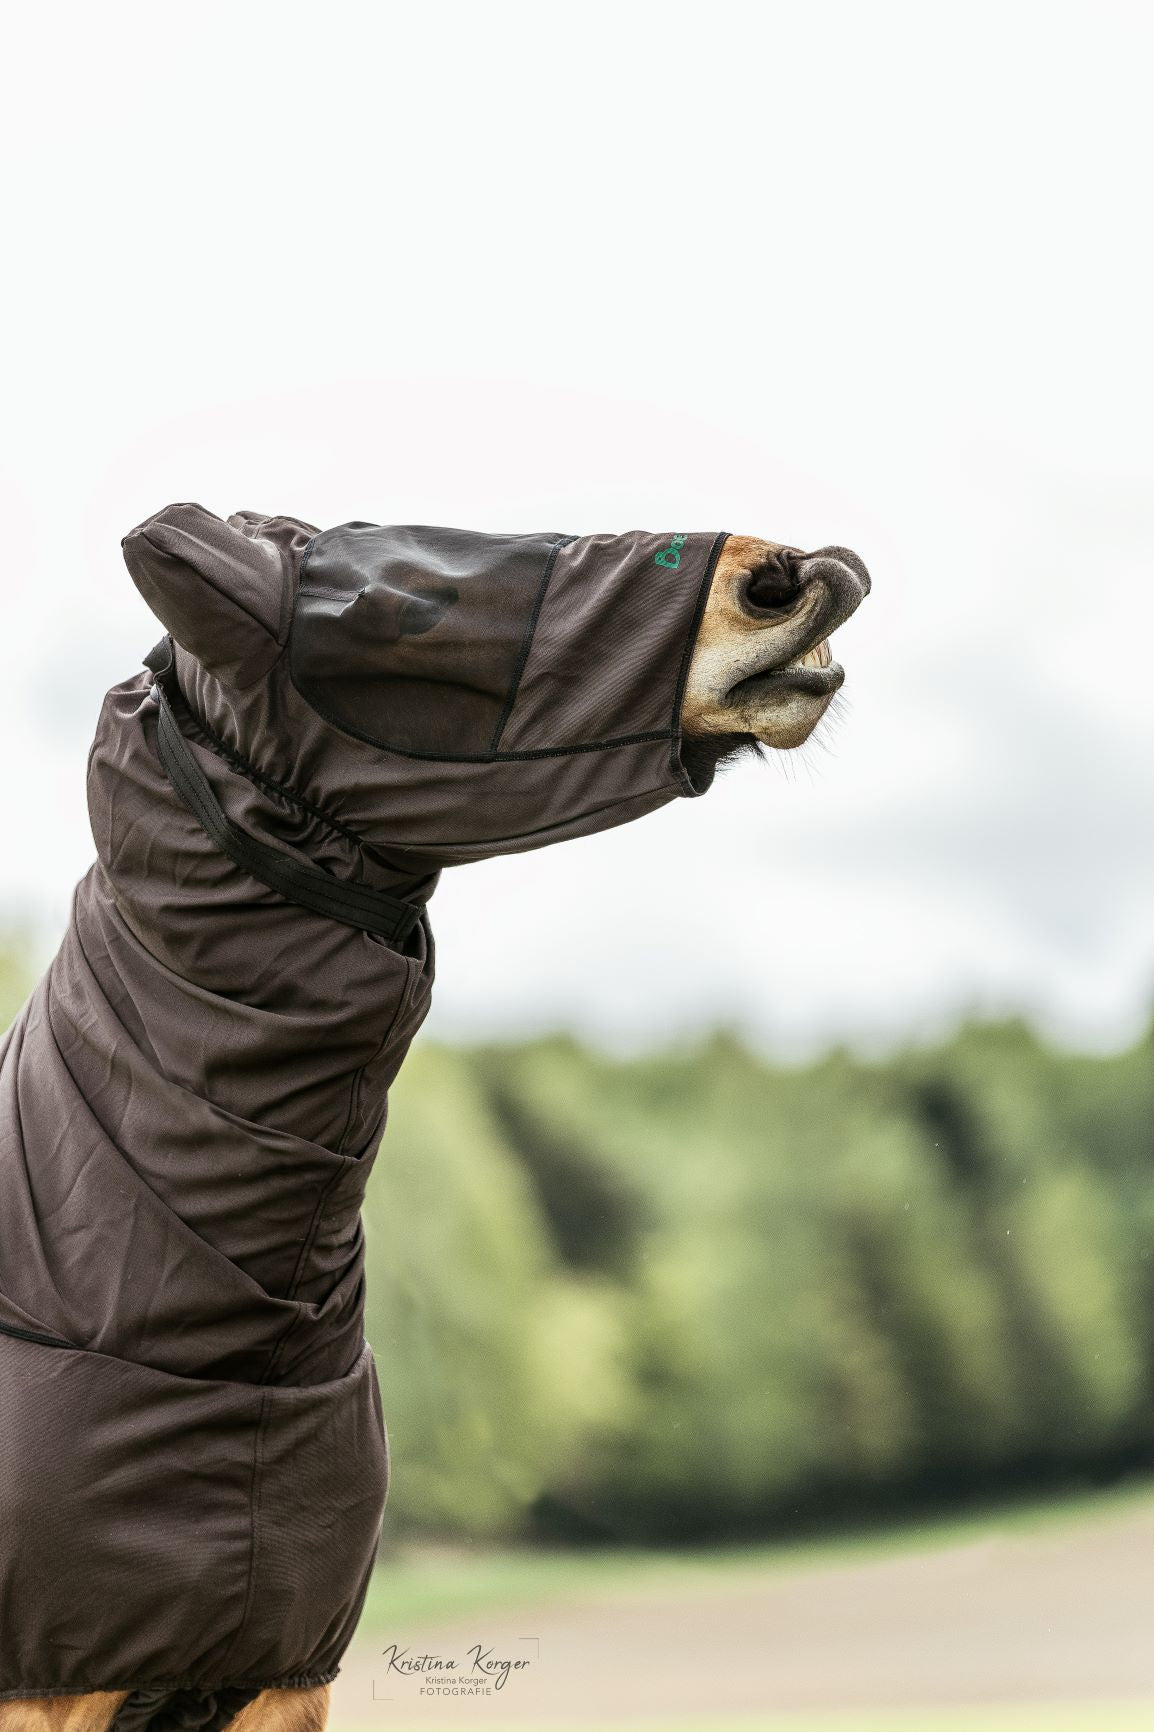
<box><xmin>728</xmin><ymin>637</ymin><xmax>843</xmax><ymax>704</ymax></box>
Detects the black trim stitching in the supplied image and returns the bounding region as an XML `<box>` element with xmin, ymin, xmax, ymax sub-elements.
<box><xmin>669</xmin><ymin>531</ymin><xmax>730</xmax><ymax>796</ymax></box>
<box><xmin>169</xmin><ymin>682</ymin><xmax>432</xmax><ymax>883</ymax></box>
<box><xmin>283</xmin><ymin>668</ymin><xmax>678</xmax><ymax>762</ymax></box>
<box><xmin>179</xmin><ymin>709</ymin><xmax>375</xmax><ymax>856</ymax></box>
<box><xmin>489</xmin><ymin>536</ymin><xmax>574</xmax><ymax>752</ymax></box>
<box><xmin>0</xmin><ymin>1321</ymin><xmax>75</xmax><ymax>1350</ymax></box>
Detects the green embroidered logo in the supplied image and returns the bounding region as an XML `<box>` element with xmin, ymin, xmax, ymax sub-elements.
<box><xmin>654</xmin><ymin>533</ymin><xmax>688</xmax><ymax>569</ymax></box>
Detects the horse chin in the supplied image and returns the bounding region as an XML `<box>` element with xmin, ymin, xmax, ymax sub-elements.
<box><xmin>679</xmin><ymin>731</ymin><xmax>761</xmax><ymax>786</ymax></box>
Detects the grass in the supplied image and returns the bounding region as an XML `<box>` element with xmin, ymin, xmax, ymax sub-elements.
<box><xmin>335</xmin><ymin>1706</ymin><xmax>1154</xmax><ymax>1732</ymax></box>
<box><xmin>361</xmin><ymin>1472</ymin><xmax>1154</xmax><ymax>1631</ymax></box>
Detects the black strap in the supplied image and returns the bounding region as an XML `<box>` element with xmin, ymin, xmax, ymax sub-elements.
<box><xmin>144</xmin><ymin>638</ymin><xmax>420</xmax><ymax>944</ymax></box>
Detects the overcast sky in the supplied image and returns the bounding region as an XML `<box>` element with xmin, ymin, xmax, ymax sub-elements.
<box><xmin>2</xmin><ymin>1</ymin><xmax>1151</xmax><ymax>1055</ymax></box>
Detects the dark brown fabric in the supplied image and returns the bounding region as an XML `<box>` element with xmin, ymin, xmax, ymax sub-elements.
<box><xmin>0</xmin><ymin>505</ymin><xmax>726</xmax><ymax>1699</ymax></box>
<box><xmin>110</xmin><ymin>1684</ymin><xmax>259</xmax><ymax>1730</ymax></box>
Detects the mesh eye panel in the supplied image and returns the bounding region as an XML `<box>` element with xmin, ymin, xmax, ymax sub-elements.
<box><xmin>289</xmin><ymin>523</ymin><xmax>569</xmax><ymax>757</ymax></box>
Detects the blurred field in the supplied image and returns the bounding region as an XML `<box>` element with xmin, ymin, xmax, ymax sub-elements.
<box><xmin>359</xmin><ymin>1476</ymin><xmax>1154</xmax><ymax>1630</ymax></box>
<box><xmin>332</xmin><ymin>1481</ymin><xmax>1154</xmax><ymax>1727</ymax></box>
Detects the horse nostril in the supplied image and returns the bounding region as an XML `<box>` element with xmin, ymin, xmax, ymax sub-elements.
<box><xmin>744</xmin><ymin>551</ymin><xmax>803</xmax><ymax>612</ymax></box>
<box><xmin>807</xmin><ymin>545</ymin><xmax>871</xmax><ymax>595</ymax></box>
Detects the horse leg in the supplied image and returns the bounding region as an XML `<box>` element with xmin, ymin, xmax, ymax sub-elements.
<box><xmin>0</xmin><ymin>1694</ymin><xmax>130</xmax><ymax>1732</ymax></box>
<box><xmin>227</xmin><ymin>1686</ymin><xmax>330</xmax><ymax>1731</ymax></box>
<box><xmin>0</xmin><ymin>1683</ymin><xmax>329</xmax><ymax>1731</ymax></box>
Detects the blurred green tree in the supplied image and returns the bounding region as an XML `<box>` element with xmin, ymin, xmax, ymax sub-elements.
<box><xmin>365</xmin><ymin>1019</ymin><xmax>1154</xmax><ymax>1543</ymax></box>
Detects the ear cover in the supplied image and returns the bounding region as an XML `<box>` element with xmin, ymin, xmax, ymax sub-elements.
<box><xmin>121</xmin><ymin>502</ymin><xmax>296</xmax><ymax>688</ymax></box>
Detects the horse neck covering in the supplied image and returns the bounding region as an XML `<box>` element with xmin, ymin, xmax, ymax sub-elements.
<box><xmin>0</xmin><ymin>505</ymin><xmax>726</xmax><ymax>1720</ymax></box>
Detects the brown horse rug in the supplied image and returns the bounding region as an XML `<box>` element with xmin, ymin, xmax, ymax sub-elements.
<box><xmin>0</xmin><ymin>504</ymin><xmax>729</xmax><ymax>1727</ymax></box>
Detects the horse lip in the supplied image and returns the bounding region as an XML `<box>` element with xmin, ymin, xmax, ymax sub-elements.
<box><xmin>728</xmin><ymin>660</ymin><xmax>844</xmax><ymax>704</ymax></box>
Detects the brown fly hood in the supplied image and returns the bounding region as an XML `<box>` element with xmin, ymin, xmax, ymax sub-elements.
<box><xmin>121</xmin><ymin>506</ymin><xmax>731</xmax><ymax>876</ymax></box>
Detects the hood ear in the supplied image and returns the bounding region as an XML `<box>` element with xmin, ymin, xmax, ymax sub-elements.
<box><xmin>121</xmin><ymin>502</ymin><xmax>298</xmax><ymax>687</ymax></box>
